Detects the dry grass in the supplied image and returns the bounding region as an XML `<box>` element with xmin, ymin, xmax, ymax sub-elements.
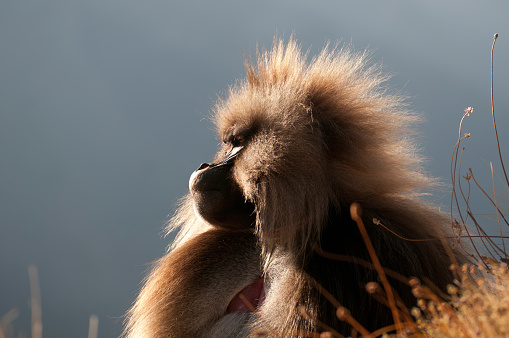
<box><xmin>413</xmin><ymin>262</ymin><xmax>509</xmax><ymax>338</ymax></box>
<box><xmin>409</xmin><ymin>32</ymin><xmax>509</xmax><ymax>338</ymax></box>
<box><xmin>0</xmin><ymin>265</ymin><xmax>99</xmax><ymax>338</ymax></box>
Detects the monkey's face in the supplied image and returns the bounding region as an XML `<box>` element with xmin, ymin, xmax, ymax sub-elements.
<box><xmin>189</xmin><ymin>89</ymin><xmax>331</xmax><ymax>241</ymax></box>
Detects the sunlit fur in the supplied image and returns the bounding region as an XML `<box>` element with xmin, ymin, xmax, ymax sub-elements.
<box><xmin>125</xmin><ymin>37</ymin><xmax>464</xmax><ymax>337</ymax></box>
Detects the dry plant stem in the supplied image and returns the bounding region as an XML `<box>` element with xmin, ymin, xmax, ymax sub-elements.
<box><xmin>461</xmin><ymin>179</ymin><xmax>499</xmax><ymax>260</ymax></box>
<box><xmin>467</xmin><ymin>209</ymin><xmax>500</xmax><ymax>260</ymax></box>
<box><xmin>314</xmin><ymin>247</ymin><xmax>410</xmax><ymax>285</ymax></box>
<box><xmin>28</xmin><ymin>265</ymin><xmax>42</xmax><ymax>338</ymax></box>
<box><xmin>455</xmin><ymin>148</ymin><xmax>490</xmax><ymax>264</ymax></box>
<box><xmin>373</xmin><ymin>219</ymin><xmax>438</xmax><ymax>242</ymax></box>
<box><xmin>450</xmin><ymin>112</ymin><xmax>470</xmax><ymax>228</ymax></box>
<box><xmin>317</xmin><ymin>241</ymin><xmax>420</xmax><ymax>335</ymax></box>
<box><xmin>307</xmin><ymin>277</ymin><xmax>373</xmax><ymax>337</ymax></box>
<box><xmin>449</xmin><ymin>115</ymin><xmax>479</xmax><ymax>268</ymax></box>
<box><xmin>411</xmin><ymin>280</ymin><xmax>470</xmax><ymax>337</ymax></box>
<box><xmin>456</xmin><ymin>235</ymin><xmax>509</xmax><ymax>239</ymax></box>
<box><xmin>370</xmin><ymin>322</ymin><xmax>420</xmax><ymax>338</ymax></box>
<box><xmin>335</xmin><ymin>307</ymin><xmax>373</xmax><ymax>338</ymax></box>
<box><xmin>491</xmin><ymin>162</ymin><xmax>506</xmax><ymax>255</ymax></box>
<box><xmin>459</xmin><ymin>183</ymin><xmax>488</xmax><ymax>263</ymax></box>
<box><xmin>308</xmin><ymin>276</ymin><xmax>342</xmax><ymax>309</ymax></box>
<box><xmin>0</xmin><ymin>308</ymin><xmax>21</xmax><ymax>338</ymax></box>
<box><xmin>415</xmin><ymin>284</ymin><xmax>452</xmax><ymax>315</ymax></box>
<box><xmin>0</xmin><ymin>308</ymin><xmax>19</xmax><ymax>330</ymax></box>
<box><xmin>349</xmin><ymin>203</ymin><xmax>403</xmax><ymax>335</ymax></box>
<box><xmin>366</xmin><ymin>282</ymin><xmax>413</xmax><ymax>321</ymax></box>
<box><xmin>490</xmin><ymin>33</ymin><xmax>509</xmax><ymax>187</ymax></box>
<box><xmin>88</xmin><ymin>314</ymin><xmax>99</xmax><ymax>338</ymax></box>
<box><xmin>469</xmin><ymin>169</ymin><xmax>509</xmax><ymax>228</ymax></box>
<box><xmin>468</xmin><ymin>169</ymin><xmax>509</xmax><ymax>258</ymax></box>
<box><xmin>298</xmin><ymin>306</ymin><xmax>345</xmax><ymax>338</ymax></box>
<box><xmin>367</xmin><ymin>291</ymin><xmax>414</xmax><ymax>324</ymax></box>
<box><xmin>462</xmin><ymin>179</ymin><xmax>505</xmax><ymax>261</ymax></box>
<box><xmin>456</xmin><ymin>148</ymin><xmax>484</xmax><ymax>261</ymax></box>
<box><xmin>373</xmin><ymin>218</ymin><xmax>463</xmax><ymax>276</ymax></box>
<box><xmin>421</xmin><ymin>277</ymin><xmax>450</xmax><ymax>301</ymax></box>
<box><xmin>309</xmin><ymin>269</ymin><xmax>374</xmax><ymax>337</ymax></box>
<box><xmin>238</xmin><ymin>294</ymin><xmax>257</xmax><ymax>312</ymax></box>
<box><xmin>457</xmin><ymin>147</ymin><xmax>470</xmax><ymax>227</ymax></box>
<box><xmin>450</xmin><ymin>140</ymin><xmax>462</xmax><ymax>227</ymax></box>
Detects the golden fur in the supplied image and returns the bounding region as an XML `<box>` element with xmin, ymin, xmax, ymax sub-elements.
<box><xmin>124</xmin><ymin>37</ymin><xmax>463</xmax><ymax>337</ymax></box>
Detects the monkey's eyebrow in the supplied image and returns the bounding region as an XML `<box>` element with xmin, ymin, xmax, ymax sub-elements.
<box><xmin>222</xmin><ymin>122</ymin><xmax>260</xmax><ymax>145</ymax></box>
<box><xmin>223</xmin><ymin>129</ymin><xmax>248</xmax><ymax>144</ymax></box>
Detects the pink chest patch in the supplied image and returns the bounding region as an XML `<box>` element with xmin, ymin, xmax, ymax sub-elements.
<box><xmin>227</xmin><ymin>278</ymin><xmax>265</xmax><ymax>313</ymax></box>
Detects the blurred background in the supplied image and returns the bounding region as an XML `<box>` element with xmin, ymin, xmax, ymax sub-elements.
<box><xmin>1</xmin><ymin>1</ymin><xmax>508</xmax><ymax>336</ymax></box>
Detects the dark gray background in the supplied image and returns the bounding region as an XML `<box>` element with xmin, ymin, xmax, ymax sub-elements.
<box><xmin>1</xmin><ymin>1</ymin><xmax>508</xmax><ymax>337</ymax></box>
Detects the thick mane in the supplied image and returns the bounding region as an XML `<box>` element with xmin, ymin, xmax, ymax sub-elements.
<box><xmin>244</xmin><ymin>37</ymin><xmax>429</xmax><ymax>198</ymax></box>
<box><xmin>214</xmin><ymin>37</ymin><xmax>438</xmax><ymax>255</ymax></box>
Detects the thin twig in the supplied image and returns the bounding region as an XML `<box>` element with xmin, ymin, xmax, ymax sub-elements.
<box><xmin>370</xmin><ymin>322</ymin><xmax>419</xmax><ymax>338</ymax></box>
<box><xmin>299</xmin><ymin>306</ymin><xmax>344</xmax><ymax>338</ymax></box>
<box><xmin>88</xmin><ymin>314</ymin><xmax>99</xmax><ymax>338</ymax></box>
<box><xmin>467</xmin><ymin>210</ymin><xmax>502</xmax><ymax>259</ymax></box>
<box><xmin>458</xmin><ymin>167</ymin><xmax>490</xmax><ymax>265</ymax></box>
<box><xmin>450</xmin><ymin>112</ymin><xmax>471</xmax><ymax>228</ymax></box>
<box><xmin>491</xmin><ymin>162</ymin><xmax>506</xmax><ymax>256</ymax></box>
<box><xmin>314</xmin><ymin>247</ymin><xmax>410</xmax><ymax>285</ymax></box>
<box><xmin>0</xmin><ymin>308</ymin><xmax>20</xmax><ymax>338</ymax></box>
<box><xmin>365</xmin><ymin>282</ymin><xmax>414</xmax><ymax>322</ymax></box>
<box><xmin>28</xmin><ymin>265</ymin><xmax>42</xmax><ymax>338</ymax></box>
<box><xmin>308</xmin><ymin>276</ymin><xmax>342</xmax><ymax>309</ymax></box>
<box><xmin>335</xmin><ymin>307</ymin><xmax>374</xmax><ymax>338</ymax></box>
<box><xmin>490</xmin><ymin>33</ymin><xmax>508</xmax><ymax>187</ymax></box>
<box><xmin>349</xmin><ymin>203</ymin><xmax>402</xmax><ymax>335</ymax></box>
<box><xmin>469</xmin><ymin>169</ymin><xmax>509</xmax><ymax>228</ymax></box>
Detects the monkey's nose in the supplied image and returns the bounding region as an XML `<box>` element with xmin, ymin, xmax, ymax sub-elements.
<box><xmin>197</xmin><ymin>163</ymin><xmax>209</xmax><ymax>170</ymax></box>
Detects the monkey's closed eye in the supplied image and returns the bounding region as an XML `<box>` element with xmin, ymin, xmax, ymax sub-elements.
<box><xmin>227</xmin><ymin>134</ymin><xmax>246</xmax><ymax>147</ymax></box>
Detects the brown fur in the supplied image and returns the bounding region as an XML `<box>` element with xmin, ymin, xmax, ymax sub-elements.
<box><xmin>125</xmin><ymin>229</ymin><xmax>260</xmax><ymax>337</ymax></box>
<box><xmin>124</xmin><ymin>37</ymin><xmax>464</xmax><ymax>337</ymax></box>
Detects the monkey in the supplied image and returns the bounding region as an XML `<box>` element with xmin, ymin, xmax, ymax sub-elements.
<box><xmin>124</xmin><ymin>37</ymin><xmax>465</xmax><ymax>337</ymax></box>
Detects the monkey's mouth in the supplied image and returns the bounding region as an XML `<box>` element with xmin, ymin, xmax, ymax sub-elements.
<box><xmin>227</xmin><ymin>277</ymin><xmax>265</xmax><ymax>313</ymax></box>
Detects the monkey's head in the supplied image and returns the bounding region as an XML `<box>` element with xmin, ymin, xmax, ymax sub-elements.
<box><xmin>189</xmin><ymin>38</ymin><xmax>428</xmax><ymax>254</ymax></box>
